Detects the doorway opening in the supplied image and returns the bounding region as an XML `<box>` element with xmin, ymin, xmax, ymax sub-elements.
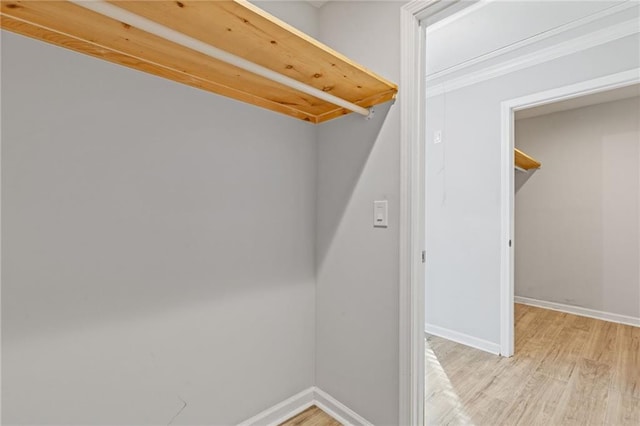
<box><xmin>512</xmin><ymin>83</ymin><xmax>640</xmax><ymax>357</ymax></box>
<box><xmin>500</xmin><ymin>72</ymin><xmax>640</xmax><ymax>357</ymax></box>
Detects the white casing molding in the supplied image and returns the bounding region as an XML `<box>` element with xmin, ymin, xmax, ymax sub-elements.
<box><xmin>399</xmin><ymin>2</ymin><xmax>427</xmax><ymax>426</ymax></box>
<box><xmin>425</xmin><ymin>323</ymin><xmax>501</xmax><ymax>355</ymax></box>
<box><xmin>515</xmin><ymin>296</ymin><xmax>640</xmax><ymax>328</ymax></box>
<box><xmin>424</xmin><ymin>0</ymin><xmax>496</xmax><ymax>34</ymax></box>
<box><xmin>400</xmin><ymin>1</ymin><xmax>493</xmax><ymax>424</ymax></box>
<box><xmin>236</xmin><ymin>387</ymin><xmax>373</xmax><ymax>426</ymax></box>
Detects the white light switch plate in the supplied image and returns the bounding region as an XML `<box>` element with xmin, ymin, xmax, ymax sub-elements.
<box><xmin>373</xmin><ymin>200</ymin><xmax>388</xmax><ymax>228</ymax></box>
<box><xmin>434</xmin><ymin>130</ymin><xmax>442</xmax><ymax>144</ymax></box>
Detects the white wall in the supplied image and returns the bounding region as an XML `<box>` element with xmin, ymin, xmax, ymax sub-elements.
<box><xmin>315</xmin><ymin>2</ymin><xmax>403</xmax><ymax>424</ymax></box>
<box><xmin>515</xmin><ymin>96</ymin><xmax>640</xmax><ymax>318</ymax></box>
<box><xmin>426</xmin><ymin>1</ymin><xmax>620</xmax><ymax>76</ymax></box>
<box><xmin>1</xmin><ymin>5</ymin><xmax>318</xmax><ymax>421</ymax></box>
<box><xmin>425</xmin><ymin>2</ymin><xmax>639</xmax><ymax>346</ymax></box>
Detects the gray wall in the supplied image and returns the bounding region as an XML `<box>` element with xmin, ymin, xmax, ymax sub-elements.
<box><xmin>1</xmin><ymin>4</ymin><xmax>317</xmax><ymax>421</ymax></box>
<box><xmin>254</xmin><ymin>1</ymin><xmax>319</xmax><ymax>39</ymax></box>
<box><xmin>315</xmin><ymin>2</ymin><xmax>403</xmax><ymax>425</ymax></box>
<box><xmin>2</xmin><ymin>1</ymin><xmax>410</xmax><ymax>423</ymax></box>
<box><xmin>515</xmin><ymin>97</ymin><xmax>640</xmax><ymax>318</ymax></box>
<box><xmin>425</xmin><ymin>1</ymin><xmax>639</xmax><ymax>345</ymax></box>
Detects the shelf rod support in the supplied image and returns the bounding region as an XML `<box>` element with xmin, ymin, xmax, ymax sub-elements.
<box><xmin>70</xmin><ymin>0</ymin><xmax>372</xmax><ymax>118</ymax></box>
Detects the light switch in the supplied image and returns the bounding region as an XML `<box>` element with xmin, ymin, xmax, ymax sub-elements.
<box><xmin>373</xmin><ymin>200</ymin><xmax>388</xmax><ymax>228</ymax></box>
<box><xmin>434</xmin><ymin>130</ymin><xmax>442</xmax><ymax>144</ymax></box>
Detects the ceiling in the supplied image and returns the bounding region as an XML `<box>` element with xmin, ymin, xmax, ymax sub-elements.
<box><xmin>516</xmin><ymin>83</ymin><xmax>640</xmax><ymax>120</ymax></box>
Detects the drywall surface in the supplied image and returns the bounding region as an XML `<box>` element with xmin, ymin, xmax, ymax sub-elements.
<box><xmin>426</xmin><ymin>1</ymin><xmax>621</xmax><ymax>76</ymax></box>
<box><xmin>515</xmin><ymin>97</ymin><xmax>640</xmax><ymax>318</ymax></box>
<box><xmin>1</xmin><ymin>28</ymin><xmax>316</xmax><ymax>424</ymax></box>
<box><xmin>425</xmin><ymin>0</ymin><xmax>639</xmax><ymax>346</ymax></box>
<box><xmin>253</xmin><ymin>0</ymin><xmax>320</xmax><ymax>39</ymax></box>
<box><xmin>316</xmin><ymin>2</ymin><xmax>403</xmax><ymax>424</ymax></box>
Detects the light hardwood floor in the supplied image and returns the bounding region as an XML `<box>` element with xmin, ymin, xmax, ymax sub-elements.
<box><xmin>279</xmin><ymin>406</ymin><xmax>341</xmax><ymax>426</ymax></box>
<box><xmin>426</xmin><ymin>303</ymin><xmax>640</xmax><ymax>425</ymax></box>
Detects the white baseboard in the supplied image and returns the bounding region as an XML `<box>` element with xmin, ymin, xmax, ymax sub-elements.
<box><xmin>425</xmin><ymin>323</ymin><xmax>501</xmax><ymax>355</ymax></box>
<box><xmin>237</xmin><ymin>387</ymin><xmax>373</xmax><ymax>426</ymax></box>
<box><xmin>236</xmin><ymin>387</ymin><xmax>315</xmax><ymax>426</ymax></box>
<box><xmin>314</xmin><ymin>388</ymin><xmax>373</xmax><ymax>426</ymax></box>
<box><xmin>515</xmin><ymin>296</ymin><xmax>640</xmax><ymax>327</ymax></box>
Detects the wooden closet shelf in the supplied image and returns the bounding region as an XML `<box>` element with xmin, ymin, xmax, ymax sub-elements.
<box><xmin>0</xmin><ymin>0</ymin><xmax>398</xmax><ymax>123</ymax></box>
<box><xmin>515</xmin><ymin>148</ymin><xmax>541</xmax><ymax>170</ymax></box>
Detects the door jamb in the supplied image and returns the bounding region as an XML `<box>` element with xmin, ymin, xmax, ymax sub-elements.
<box><xmin>399</xmin><ymin>1</ymin><xmax>478</xmax><ymax>424</ymax></box>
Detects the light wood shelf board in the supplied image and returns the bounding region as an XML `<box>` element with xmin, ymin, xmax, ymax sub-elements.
<box><xmin>515</xmin><ymin>148</ymin><xmax>542</xmax><ymax>170</ymax></box>
<box><xmin>0</xmin><ymin>13</ymin><xmax>318</xmax><ymax>122</ymax></box>
<box><xmin>1</xmin><ymin>1</ymin><xmax>398</xmax><ymax>123</ymax></box>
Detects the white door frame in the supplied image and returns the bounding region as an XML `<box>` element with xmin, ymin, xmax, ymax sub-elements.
<box><xmin>399</xmin><ymin>1</ymin><xmax>480</xmax><ymax>424</ymax></box>
<box><xmin>499</xmin><ymin>68</ymin><xmax>640</xmax><ymax>357</ymax></box>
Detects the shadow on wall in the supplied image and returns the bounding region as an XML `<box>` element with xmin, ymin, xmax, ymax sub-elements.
<box><xmin>315</xmin><ymin>101</ymin><xmax>393</xmax><ymax>270</ymax></box>
<box><xmin>515</xmin><ymin>168</ymin><xmax>538</xmax><ymax>192</ymax></box>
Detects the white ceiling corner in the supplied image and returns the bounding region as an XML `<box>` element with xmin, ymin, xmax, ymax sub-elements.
<box><xmin>306</xmin><ymin>1</ymin><xmax>329</xmax><ymax>9</ymax></box>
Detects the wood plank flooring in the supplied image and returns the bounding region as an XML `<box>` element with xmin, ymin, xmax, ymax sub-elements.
<box><xmin>426</xmin><ymin>304</ymin><xmax>640</xmax><ymax>425</ymax></box>
<box><xmin>279</xmin><ymin>406</ymin><xmax>341</xmax><ymax>426</ymax></box>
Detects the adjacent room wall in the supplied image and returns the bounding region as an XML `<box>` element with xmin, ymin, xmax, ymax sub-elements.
<box><xmin>425</xmin><ymin>1</ymin><xmax>639</xmax><ymax>347</ymax></box>
<box><xmin>425</xmin><ymin>1</ymin><xmax>620</xmax><ymax>77</ymax></box>
<box><xmin>315</xmin><ymin>2</ymin><xmax>403</xmax><ymax>424</ymax></box>
<box><xmin>1</xmin><ymin>3</ymin><xmax>318</xmax><ymax>420</ymax></box>
<box><xmin>515</xmin><ymin>96</ymin><xmax>640</xmax><ymax>319</ymax></box>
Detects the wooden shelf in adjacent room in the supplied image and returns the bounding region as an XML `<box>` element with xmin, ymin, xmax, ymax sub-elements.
<box><xmin>515</xmin><ymin>148</ymin><xmax>541</xmax><ymax>170</ymax></box>
<box><xmin>0</xmin><ymin>0</ymin><xmax>398</xmax><ymax>123</ymax></box>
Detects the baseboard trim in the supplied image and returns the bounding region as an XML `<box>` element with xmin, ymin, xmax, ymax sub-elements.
<box><xmin>236</xmin><ymin>387</ymin><xmax>315</xmax><ymax>426</ymax></box>
<box><xmin>314</xmin><ymin>388</ymin><xmax>373</xmax><ymax>426</ymax></box>
<box><xmin>425</xmin><ymin>323</ymin><xmax>501</xmax><ymax>355</ymax></box>
<box><xmin>237</xmin><ymin>387</ymin><xmax>373</xmax><ymax>426</ymax></box>
<box><xmin>515</xmin><ymin>296</ymin><xmax>640</xmax><ymax>327</ymax></box>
